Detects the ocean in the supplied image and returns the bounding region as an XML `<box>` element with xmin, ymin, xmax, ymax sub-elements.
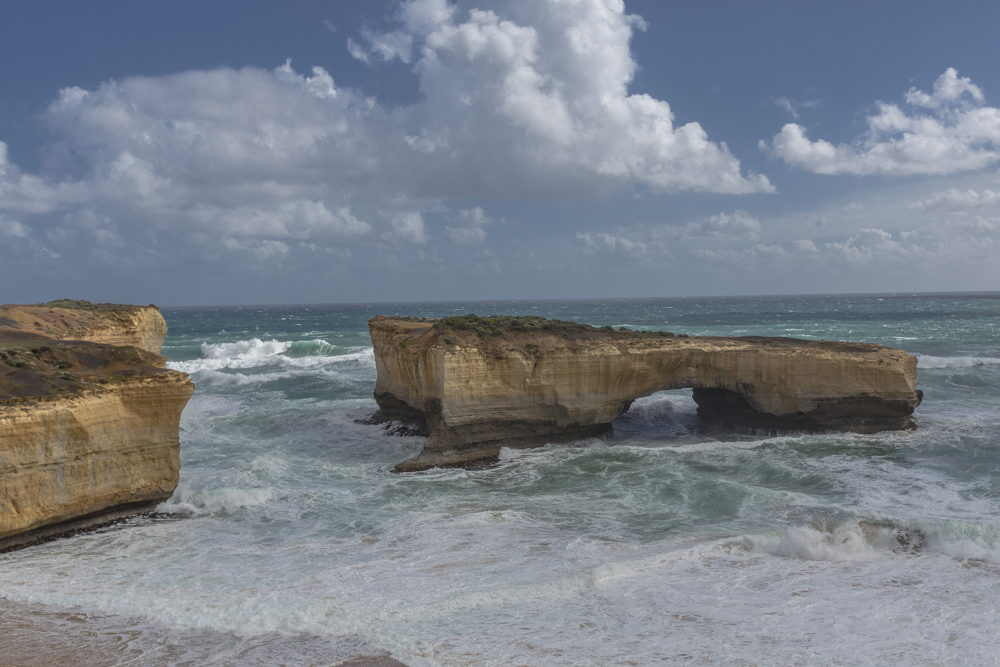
<box><xmin>2</xmin><ymin>293</ymin><xmax>1000</xmax><ymax>666</ymax></box>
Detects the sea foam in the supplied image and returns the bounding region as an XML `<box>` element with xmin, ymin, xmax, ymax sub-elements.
<box><xmin>729</xmin><ymin>517</ymin><xmax>1000</xmax><ymax>563</ymax></box>
<box><xmin>157</xmin><ymin>485</ymin><xmax>275</xmax><ymax>515</ymax></box>
<box><xmin>167</xmin><ymin>338</ymin><xmax>375</xmax><ymax>374</ymax></box>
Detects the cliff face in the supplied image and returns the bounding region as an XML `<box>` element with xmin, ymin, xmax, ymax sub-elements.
<box><xmin>0</xmin><ymin>374</ymin><xmax>193</xmax><ymax>550</ymax></box>
<box><xmin>0</xmin><ymin>300</ymin><xmax>168</xmax><ymax>354</ymax></box>
<box><xmin>0</xmin><ymin>301</ymin><xmax>192</xmax><ymax>551</ymax></box>
<box><xmin>369</xmin><ymin>316</ymin><xmax>923</xmax><ymax>472</ymax></box>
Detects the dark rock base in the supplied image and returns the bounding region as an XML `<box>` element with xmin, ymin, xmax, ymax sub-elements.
<box><xmin>0</xmin><ymin>500</ymin><xmax>164</xmax><ymax>553</ymax></box>
<box><xmin>692</xmin><ymin>387</ymin><xmax>922</xmax><ymax>434</ymax></box>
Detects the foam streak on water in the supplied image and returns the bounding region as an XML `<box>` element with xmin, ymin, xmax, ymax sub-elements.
<box><xmin>2</xmin><ymin>294</ymin><xmax>1000</xmax><ymax>666</ymax></box>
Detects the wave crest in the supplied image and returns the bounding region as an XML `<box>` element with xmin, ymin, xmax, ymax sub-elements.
<box><xmin>726</xmin><ymin>518</ymin><xmax>1000</xmax><ymax>562</ymax></box>
<box><xmin>158</xmin><ymin>486</ymin><xmax>275</xmax><ymax>515</ymax></box>
<box><xmin>167</xmin><ymin>338</ymin><xmax>375</xmax><ymax>375</ymax></box>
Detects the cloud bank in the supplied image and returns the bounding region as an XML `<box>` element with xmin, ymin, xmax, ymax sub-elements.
<box><xmin>764</xmin><ymin>69</ymin><xmax>1000</xmax><ymax>176</ymax></box>
<box><xmin>0</xmin><ymin>0</ymin><xmax>772</xmax><ymax>279</ymax></box>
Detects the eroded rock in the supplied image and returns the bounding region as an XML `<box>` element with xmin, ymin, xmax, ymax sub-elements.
<box><xmin>0</xmin><ymin>302</ymin><xmax>192</xmax><ymax>551</ymax></box>
<box><xmin>368</xmin><ymin>316</ymin><xmax>923</xmax><ymax>472</ymax></box>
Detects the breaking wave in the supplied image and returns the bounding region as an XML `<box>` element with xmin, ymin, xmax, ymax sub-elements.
<box><xmin>157</xmin><ymin>485</ymin><xmax>275</xmax><ymax>515</ymax></box>
<box><xmin>727</xmin><ymin>517</ymin><xmax>1000</xmax><ymax>563</ymax></box>
<box><xmin>167</xmin><ymin>338</ymin><xmax>375</xmax><ymax>375</ymax></box>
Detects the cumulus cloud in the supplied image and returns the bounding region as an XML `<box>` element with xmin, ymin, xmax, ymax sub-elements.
<box><xmin>389</xmin><ymin>212</ymin><xmax>428</xmax><ymax>244</ymax></box>
<box><xmin>661</xmin><ymin>209</ymin><xmax>761</xmax><ymax>241</ymax></box>
<box><xmin>0</xmin><ymin>0</ymin><xmax>773</xmax><ymax>276</ymax></box>
<box><xmin>763</xmin><ymin>68</ymin><xmax>1000</xmax><ymax>176</ymax></box>
<box><xmin>0</xmin><ymin>141</ymin><xmax>84</xmax><ymax>214</ymax></box>
<box><xmin>396</xmin><ymin>0</ymin><xmax>771</xmax><ymax>195</ymax></box>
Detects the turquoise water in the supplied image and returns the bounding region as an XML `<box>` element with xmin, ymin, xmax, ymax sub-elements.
<box><xmin>2</xmin><ymin>293</ymin><xmax>1000</xmax><ymax>666</ymax></box>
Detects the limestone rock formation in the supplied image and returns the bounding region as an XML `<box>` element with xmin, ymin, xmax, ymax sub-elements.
<box><xmin>0</xmin><ymin>302</ymin><xmax>192</xmax><ymax>551</ymax></box>
<box><xmin>0</xmin><ymin>300</ymin><xmax>168</xmax><ymax>354</ymax></box>
<box><xmin>368</xmin><ymin>316</ymin><xmax>923</xmax><ymax>472</ymax></box>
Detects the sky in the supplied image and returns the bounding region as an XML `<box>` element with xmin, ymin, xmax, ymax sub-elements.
<box><xmin>1</xmin><ymin>0</ymin><xmax>999</xmax><ymax>306</ymax></box>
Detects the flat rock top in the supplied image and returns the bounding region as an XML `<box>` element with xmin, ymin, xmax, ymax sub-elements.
<box><xmin>0</xmin><ymin>300</ymin><xmax>159</xmax><ymax>342</ymax></box>
<box><xmin>369</xmin><ymin>315</ymin><xmax>893</xmax><ymax>358</ymax></box>
<box><xmin>0</xmin><ymin>301</ymin><xmax>171</xmax><ymax>405</ymax></box>
<box><xmin>0</xmin><ymin>340</ymin><xmax>171</xmax><ymax>405</ymax></box>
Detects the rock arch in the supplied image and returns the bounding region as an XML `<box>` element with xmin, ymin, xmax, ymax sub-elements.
<box><xmin>367</xmin><ymin>317</ymin><xmax>922</xmax><ymax>472</ymax></box>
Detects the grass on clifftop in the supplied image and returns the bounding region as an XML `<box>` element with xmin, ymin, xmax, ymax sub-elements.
<box><xmin>33</xmin><ymin>299</ymin><xmax>153</xmax><ymax>312</ymax></box>
<box><xmin>434</xmin><ymin>314</ymin><xmax>684</xmax><ymax>339</ymax></box>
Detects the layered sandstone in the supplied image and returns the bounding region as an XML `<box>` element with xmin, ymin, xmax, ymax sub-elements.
<box><xmin>368</xmin><ymin>316</ymin><xmax>923</xmax><ymax>472</ymax></box>
<box><xmin>0</xmin><ymin>374</ymin><xmax>193</xmax><ymax>550</ymax></box>
<box><xmin>0</xmin><ymin>302</ymin><xmax>192</xmax><ymax>551</ymax></box>
<box><xmin>0</xmin><ymin>300</ymin><xmax>168</xmax><ymax>354</ymax></box>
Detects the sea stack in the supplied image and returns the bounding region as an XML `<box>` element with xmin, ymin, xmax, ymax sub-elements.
<box><xmin>368</xmin><ymin>315</ymin><xmax>923</xmax><ymax>472</ymax></box>
<box><xmin>0</xmin><ymin>300</ymin><xmax>193</xmax><ymax>551</ymax></box>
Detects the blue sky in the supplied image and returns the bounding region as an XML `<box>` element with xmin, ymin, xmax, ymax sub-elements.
<box><xmin>2</xmin><ymin>0</ymin><xmax>999</xmax><ymax>306</ymax></box>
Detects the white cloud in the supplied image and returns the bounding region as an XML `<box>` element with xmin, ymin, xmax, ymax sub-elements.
<box><xmin>0</xmin><ymin>141</ymin><xmax>84</xmax><ymax>214</ymax></box>
<box><xmin>572</xmin><ymin>209</ymin><xmax>761</xmax><ymax>266</ymax></box>
<box><xmin>399</xmin><ymin>0</ymin><xmax>771</xmax><ymax>195</ymax></box>
<box><xmin>0</xmin><ymin>214</ymin><xmax>29</xmax><ymax>238</ymax></box>
<box><xmin>905</xmin><ymin>69</ymin><xmax>983</xmax><ymax>109</ymax></box>
<box><xmin>0</xmin><ymin>0</ymin><xmax>771</xmax><ymax>272</ymax></box>
<box><xmin>669</xmin><ymin>210</ymin><xmax>761</xmax><ymax>241</ymax></box>
<box><xmin>909</xmin><ymin>187</ymin><xmax>1000</xmax><ymax>211</ymax></box>
<box><xmin>346</xmin><ymin>38</ymin><xmax>372</xmax><ymax>64</ymax></box>
<box><xmin>776</xmin><ymin>97</ymin><xmax>798</xmax><ymax>119</ymax></box>
<box><xmin>763</xmin><ymin>68</ymin><xmax>1000</xmax><ymax>176</ymax></box>
<box><xmin>390</xmin><ymin>212</ymin><xmax>428</xmax><ymax>244</ymax></box>
<box><xmin>351</xmin><ymin>27</ymin><xmax>414</xmax><ymax>64</ymax></box>
<box><xmin>446</xmin><ymin>206</ymin><xmax>491</xmax><ymax>245</ymax></box>
<box><xmin>774</xmin><ymin>97</ymin><xmax>820</xmax><ymax>120</ymax></box>
<box><xmin>193</xmin><ymin>201</ymin><xmax>371</xmax><ymax>240</ymax></box>
<box><xmin>576</xmin><ymin>232</ymin><xmax>647</xmax><ymax>258</ymax></box>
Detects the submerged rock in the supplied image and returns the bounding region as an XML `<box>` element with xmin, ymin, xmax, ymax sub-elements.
<box><xmin>368</xmin><ymin>315</ymin><xmax>922</xmax><ymax>472</ymax></box>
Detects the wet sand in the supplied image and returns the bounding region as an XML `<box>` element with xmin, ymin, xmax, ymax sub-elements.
<box><xmin>0</xmin><ymin>598</ymin><xmax>409</xmax><ymax>667</ymax></box>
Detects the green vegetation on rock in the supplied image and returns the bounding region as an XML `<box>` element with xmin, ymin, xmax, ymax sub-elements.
<box><xmin>434</xmin><ymin>314</ymin><xmax>683</xmax><ymax>339</ymax></box>
<box><xmin>33</xmin><ymin>299</ymin><xmax>154</xmax><ymax>312</ymax></box>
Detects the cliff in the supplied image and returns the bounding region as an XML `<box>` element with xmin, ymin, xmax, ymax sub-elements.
<box><xmin>0</xmin><ymin>302</ymin><xmax>192</xmax><ymax>551</ymax></box>
<box><xmin>0</xmin><ymin>299</ymin><xmax>168</xmax><ymax>354</ymax></box>
<box><xmin>368</xmin><ymin>316</ymin><xmax>923</xmax><ymax>472</ymax></box>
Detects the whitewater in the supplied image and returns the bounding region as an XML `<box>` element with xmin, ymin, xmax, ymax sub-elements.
<box><xmin>2</xmin><ymin>293</ymin><xmax>999</xmax><ymax>666</ymax></box>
